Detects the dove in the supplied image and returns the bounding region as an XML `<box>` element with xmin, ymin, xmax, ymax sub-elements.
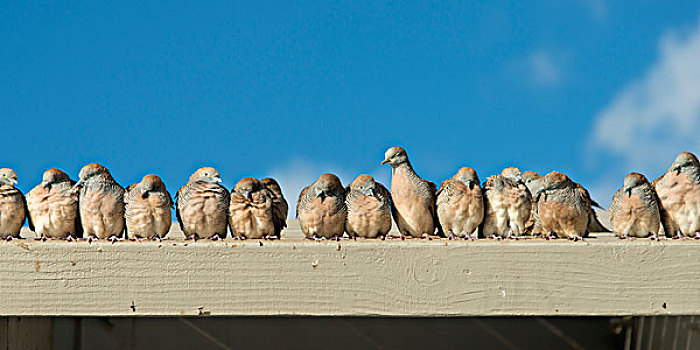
<box><xmin>522</xmin><ymin>171</ymin><xmax>545</xmax><ymax>236</ymax></box>
<box><xmin>481</xmin><ymin>170</ymin><xmax>532</xmax><ymax>239</ymax></box>
<box><xmin>75</xmin><ymin>163</ymin><xmax>125</xmax><ymax>241</ymax></box>
<box><xmin>345</xmin><ymin>174</ymin><xmax>392</xmax><ymax>239</ymax></box>
<box><xmin>25</xmin><ymin>168</ymin><xmax>80</xmax><ymax>239</ymax></box>
<box><xmin>297</xmin><ymin>173</ymin><xmax>346</xmax><ymax>239</ymax></box>
<box><xmin>175</xmin><ymin>167</ymin><xmax>230</xmax><ymax>240</ymax></box>
<box><xmin>0</xmin><ymin>168</ymin><xmax>27</xmax><ymax>239</ymax></box>
<box><xmin>436</xmin><ymin>167</ymin><xmax>484</xmax><ymax>239</ymax></box>
<box><xmin>610</xmin><ymin>173</ymin><xmax>661</xmax><ymax>239</ymax></box>
<box><xmin>124</xmin><ymin>174</ymin><xmax>172</xmax><ymax>240</ymax></box>
<box><xmin>535</xmin><ymin>171</ymin><xmax>598</xmax><ymax>240</ymax></box>
<box><xmin>260</xmin><ymin>177</ymin><xmax>288</xmax><ymax>237</ymax></box>
<box><xmin>652</xmin><ymin>152</ymin><xmax>700</xmax><ymax>238</ymax></box>
<box><xmin>381</xmin><ymin>146</ymin><xmax>438</xmax><ymax>238</ymax></box>
<box><xmin>229</xmin><ymin>177</ymin><xmax>281</xmax><ymax>239</ymax></box>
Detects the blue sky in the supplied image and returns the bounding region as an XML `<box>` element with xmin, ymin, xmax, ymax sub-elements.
<box><xmin>2</xmin><ymin>1</ymin><xmax>700</xmax><ymax>211</ymax></box>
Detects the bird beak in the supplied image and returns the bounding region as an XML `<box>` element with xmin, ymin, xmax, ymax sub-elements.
<box><xmin>380</xmin><ymin>159</ymin><xmax>389</xmax><ymax>165</ymax></box>
<box><xmin>73</xmin><ymin>179</ymin><xmax>85</xmax><ymax>190</ymax></box>
<box><xmin>315</xmin><ymin>188</ymin><xmax>327</xmax><ymax>200</ymax></box>
<box><xmin>213</xmin><ymin>177</ymin><xmax>222</xmax><ymax>183</ymax></box>
<box><xmin>367</xmin><ymin>188</ymin><xmax>375</xmax><ymax>197</ymax></box>
<box><xmin>41</xmin><ymin>181</ymin><xmax>50</xmax><ymax>189</ymax></box>
<box><xmin>624</xmin><ymin>187</ymin><xmax>632</xmax><ymax>197</ymax></box>
<box><xmin>673</xmin><ymin>165</ymin><xmax>681</xmax><ymax>175</ymax></box>
<box><xmin>535</xmin><ymin>187</ymin><xmax>546</xmax><ymax>201</ymax></box>
<box><xmin>465</xmin><ymin>180</ymin><xmax>473</xmax><ymax>190</ymax></box>
<box><xmin>141</xmin><ymin>189</ymin><xmax>149</xmax><ymax>199</ymax></box>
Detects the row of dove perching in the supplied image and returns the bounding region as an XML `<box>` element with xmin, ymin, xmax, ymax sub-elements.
<box><xmin>0</xmin><ymin>148</ymin><xmax>697</xmax><ymax>241</ymax></box>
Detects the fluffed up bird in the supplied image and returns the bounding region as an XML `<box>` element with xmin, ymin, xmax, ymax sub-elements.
<box><xmin>0</xmin><ymin>168</ymin><xmax>27</xmax><ymax>240</ymax></box>
<box><xmin>26</xmin><ymin>168</ymin><xmax>80</xmax><ymax>239</ymax></box>
<box><xmin>345</xmin><ymin>174</ymin><xmax>392</xmax><ymax>239</ymax></box>
<box><xmin>75</xmin><ymin>163</ymin><xmax>125</xmax><ymax>241</ymax></box>
<box><xmin>229</xmin><ymin>177</ymin><xmax>284</xmax><ymax>239</ymax></box>
<box><xmin>481</xmin><ymin>168</ymin><xmax>532</xmax><ymax>239</ymax></box>
<box><xmin>535</xmin><ymin>171</ymin><xmax>605</xmax><ymax>240</ymax></box>
<box><xmin>260</xmin><ymin>178</ymin><xmax>288</xmax><ymax>237</ymax></box>
<box><xmin>382</xmin><ymin>146</ymin><xmax>438</xmax><ymax>238</ymax></box>
<box><xmin>297</xmin><ymin>173</ymin><xmax>346</xmax><ymax>239</ymax></box>
<box><xmin>610</xmin><ymin>173</ymin><xmax>661</xmax><ymax>239</ymax></box>
<box><xmin>653</xmin><ymin>152</ymin><xmax>700</xmax><ymax>238</ymax></box>
<box><xmin>124</xmin><ymin>174</ymin><xmax>172</xmax><ymax>240</ymax></box>
<box><xmin>436</xmin><ymin>167</ymin><xmax>484</xmax><ymax>239</ymax></box>
<box><xmin>176</xmin><ymin>167</ymin><xmax>230</xmax><ymax>240</ymax></box>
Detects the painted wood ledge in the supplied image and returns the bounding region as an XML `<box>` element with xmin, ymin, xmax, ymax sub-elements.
<box><xmin>1</xmin><ymin>222</ymin><xmax>699</xmax><ymax>317</ymax></box>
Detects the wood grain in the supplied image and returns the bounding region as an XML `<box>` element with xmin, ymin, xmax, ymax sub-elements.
<box><xmin>0</xmin><ymin>225</ymin><xmax>698</xmax><ymax>317</ymax></box>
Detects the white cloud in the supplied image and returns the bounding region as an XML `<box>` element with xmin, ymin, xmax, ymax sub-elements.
<box><xmin>529</xmin><ymin>51</ymin><xmax>562</xmax><ymax>86</ymax></box>
<box><xmin>588</xmin><ymin>17</ymin><xmax>700</xmax><ymax>200</ymax></box>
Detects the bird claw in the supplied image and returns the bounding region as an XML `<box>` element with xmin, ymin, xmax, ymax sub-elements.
<box><xmin>209</xmin><ymin>234</ymin><xmax>222</xmax><ymax>241</ymax></box>
<box><xmin>185</xmin><ymin>235</ymin><xmax>197</xmax><ymax>241</ymax></box>
<box><xmin>108</xmin><ymin>236</ymin><xmax>120</xmax><ymax>244</ymax></box>
<box><xmin>66</xmin><ymin>236</ymin><xmax>75</xmax><ymax>242</ymax></box>
<box><xmin>5</xmin><ymin>236</ymin><xmax>15</xmax><ymax>241</ymax></box>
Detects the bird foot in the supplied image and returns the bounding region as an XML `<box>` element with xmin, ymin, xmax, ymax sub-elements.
<box><xmin>34</xmin><ymin>236</ymin><xmax>48</xmax><ymax>242</ymax></box>
<box><xmin>85</xmin><ymin>236</ymin><xmax>97</xmax><ymax>244</ymax></box>
<box><xmin>314</xmin><ymin>237</ymin><xmax>326</xmax><ymax>242</ymax></box>
<box><xmin>209</xmin><ymin>234</ymin><xmax>222</xmax><ymax>241</ymax></box>
<box><xmin>108</xmin><ymin>236</ymin><xmax>120</xmax><ymax>244</ymax></box>
<box><xmin>568</xmin><ymin>236</ymin><xmax>583</xmax><ymax>242</ymax></box>
<box><xmin>263</xmin><ymin>235</ymin><xmax>278</xmax><ymax>240</ymax></box>
<box><xmin>508</xmin><ymin>235</ymin><xmax>520</xmax><ymax>240</ymax></box>
<box><xmin>66</xmin><ymin>236</ymin><xmax>75</xmax><ymax>242</ymax></box>
<box><xmin>151</xmin><ymin>236</ymin><xmax>162</xmax><ymax>242</ymax></box>
<box><xmin>185</xmin><ymin>235</ymin><xmax>197</xmax><ymax>242</ymax></box>
<box><xmin>5</xmin><ymin>236</ymin><xmax>15</xmax><ymax>241</ymax></box>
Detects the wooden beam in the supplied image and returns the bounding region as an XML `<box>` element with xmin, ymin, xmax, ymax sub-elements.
<box><xmin>1</xmin><ymin>221</ymin><xmax>698</xmax><ymax>317</ymax></box>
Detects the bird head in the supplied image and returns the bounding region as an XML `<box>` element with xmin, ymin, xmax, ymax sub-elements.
<box><xmin>454</xmin><ymin>167</ymin><xmax>479</xmax><ymax>189</ymax></box>
<box><xmin>234</xmin><ymin>177</ymin><xmax>261</xmax><ymax>199</ymax></box>
<box><xmin>75</xmin><ymin>163</ymin><xmax>110</xmax><ymax>189</ymax></box>
<box><xmin>536</xmin><ymin>171</ymin><xmax>572</xmax><ymax>199</ymax></box>
<box><xmin>190</xmin><ymin>167</ymin><xmax>222</xmax><ymax>184</ymax></box>
<box><xmin>622</xmin><ymin>172</ymin><xmax>648</xmax><ymax>198</ymax></box>
<box><xmin>0</xmin><ymin>168</ymin><xmax>18</xmax><ymax>187</ymax></box>
<box><xmin>381</xmin><ymin>146</ymin><xmax>409</xmax><ymax>167</ymax></box>
<box><xmin>41</xmin><ymin>168</ymin><xmax>70</xmax><ymax>189</ymax></box>
<box><xmin>140</xmin><ymin>174</ymin><xmax>166</xmax><ymax>198</ymax></box>
<box><xmin>671</xmin><ymin>152</ymin><xmax>700</xmax><ymax>175</ymax></box>
<box><xmin>314</xmin><ymin>173</ymin><xmax>342</xmax><ymax>200</ymax></box>
<box><xmin>501</xmin><ymin>167</ymin><xmax>522</xmax><ymax>182</ymax></box>
<box><xmin>349</xmin><ymin>174</ymin><xmax>377</xmax><ymax>197</ymax></box>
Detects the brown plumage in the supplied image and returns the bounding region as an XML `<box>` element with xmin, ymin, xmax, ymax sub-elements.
<box><xmin>610</xmin><ymin>173</ymin><xmax>660</xmax><ymax>238</ymax></box>
<box><xmin>345</xmin><ymin>174</ymin><xmax>392</xmax><ymax>238</ymax></box>
<box><xmin>75</xmin><ymin>163</ymin><xmax>125</xmax><ymax>240</ymax></box>
<box><xmin>124</xmin><ymin>174</ymin><xmax>172</xmax><ymax>239</ymax></box>
<box><xmin>652</xmin><ymin>152</ymin><xmax>700</xmax><ymax>238</ymax></box>
<box><xmin>176</xmin><ymin>167</ymin><xmax>230</xmax><ymax>239</ymax></box>
<box><xmin>0</xmin><ymin>168</ymin><xmax>26</xmax><ymax>239</ymax></box>
<box><xmin>436</xmin><ymin>167</ymin><xmax>484</xmax><ymax>239</ymax></box>
<box><xmin>26</xmin><ymin>168</ymin><xmax>80</xmax><ymax>239</ymax></box>
<box><xmin>481</xmin><ymin>169</ymin><xmax>532</xmax><ymax>238</ymax></box>
<box><xmin>296</xmin><ymin>173</ymin><xmax>346</xmax><ymax>239</ymax></box>
<box><xmin>229</xmin><ymin>177</ymin><xmax>280</xmax><ymax>239</ymax></box>
<box><xmin>381</xmin><ymin>146</ymin><xmax>437</xmax><ymax>238</ymax></box>
<box><xmin>260</xmin><ymin>177</ymin><xmax>288</xmax><ymax>236</ymax></box>
<box><xmin>522</xmin><ymin>171</ymin><xmax>545</xmax><ymax>236</ymax></box>
<box><xmin>535</xmin><ymin>171</ymin><xmax>595</xmax><ymax>240</ymax></box>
